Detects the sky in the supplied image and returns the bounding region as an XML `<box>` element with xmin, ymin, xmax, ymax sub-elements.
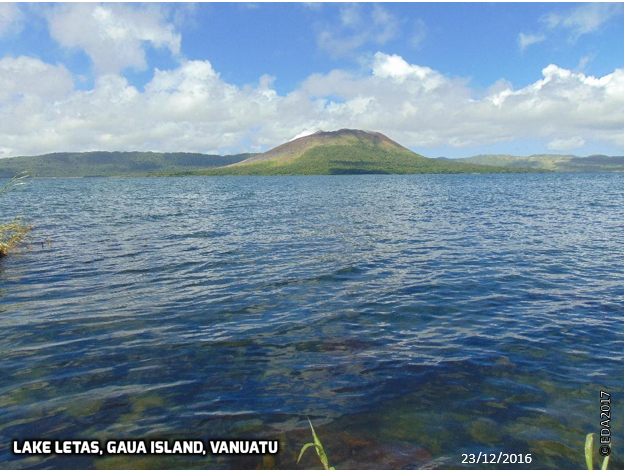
<box><xmin>0</xmin><ymin>1</ymin><xmax>623</xmax><ymax>158</ymax></box>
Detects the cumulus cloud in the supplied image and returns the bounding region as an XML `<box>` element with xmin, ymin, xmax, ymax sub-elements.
<box><xmin>0</xmin><ymin>3</ymin><xmax>23</xmax><ymax>37</ymax></box>
<box><xmin>0</xmin><ymin>52</ymin><xmax>622</xmax><ymax>158</ymax></box>
<box><xmin>0</xmin><ymin>56</ymin><xmax>74</xmax><ymax>101</ymax></box>
<box><xmin>46</xmin><ymin>3</ymin><xmax>181</xmax><ymax>74</ymax></box>
<box><xmin>316</xmin><ymin>4</ymin><xmax>401</xmax><ymax>58</ymax></box>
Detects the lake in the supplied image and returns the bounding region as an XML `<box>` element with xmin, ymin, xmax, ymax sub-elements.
<box><xmin>0</xmin><ymin>173</ymin><xmax>623</xmax><ymax>469</ymax></box>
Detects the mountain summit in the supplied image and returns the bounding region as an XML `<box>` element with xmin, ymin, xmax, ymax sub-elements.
<box><xmin>240</xmin><ymin>129</ymin><xmax>414</xmax><ymax>165</ymax></box>
<box><xmin>202</xmin><ymin>129</ymin><xmax>537</xmax><ymax>176</ymax></box>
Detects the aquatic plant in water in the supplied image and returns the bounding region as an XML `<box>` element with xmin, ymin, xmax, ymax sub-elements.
<box><xmin>298</xmin><ymin>419</ymin><xmax>334</xmax><ymax>470</ymax></box>
<box><xmin>0</xmin><ymin>171</ymin><xmax>31</xmax><ymax>256</ymax></box>
<box><xmin>585</xmin><ymin>433</ymin><xmax>610</xmax><ymax>470</ymax></box>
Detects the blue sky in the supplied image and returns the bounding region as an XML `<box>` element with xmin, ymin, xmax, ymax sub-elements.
<box><xmin>0</xmin><ymin>2</ymin><xmax>623</xmax><ymax>158</ymax></box>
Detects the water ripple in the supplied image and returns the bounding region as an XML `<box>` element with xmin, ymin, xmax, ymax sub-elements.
<box><xmin>0</xmin><ymin>173</ymin><xmax>622</xmax><ymax>469</ymax></box>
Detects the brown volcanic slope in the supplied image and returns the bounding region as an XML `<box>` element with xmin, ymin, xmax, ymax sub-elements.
<box><xmin>198</xmin><ymin>129</ymin><xmax>543</xmax><ymax>175</ymax></box>
<box><xmin>239</xmin><ymin>129</ymin><xmax>413</xmax><ymax>165</ymax></box>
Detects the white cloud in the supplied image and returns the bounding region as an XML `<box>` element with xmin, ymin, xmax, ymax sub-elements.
<box><xmin>371</xmin><ymin>5</ymin><xmax>400</xmax><ymax>44</ymax></box>
<box><xmin>0</xmin><ymin>52</ymin><xmax>622</xmax><ymax>158</ymax></box>
<box><xmin>316</xmin><ymin>4</ymin><xmax>401</xmax><ymax>58</ymax></box>
<box><xmin>0</xmin><ymin>3</ymin><xmax>23</xmax><ymax>37</ymax></box>
<box><xmin>518</xmin><ymin>32</ymin><xmax>546</xmax><ymax>51</ymax></box>
<box><xmin>239</xmin><ymin>3</ymin><xmax>260</xmax><ymax>11</ymax></box>
<box><xmin>302</xmin><ymin>3</ymin><xmax>323</xmax><ymax>12</ymax></box>
<box><xmin>547</xmin><ymin>137</ymin><xmax>586</xmax><ymax>151</ymax></box>
<box><xmin>289</xmin><ymin>129</ymin><xmax>320</xmax><ymax>141</ymax></box>
<box><xmin>46</xmin><ymin>3</ymin><xmax>181</xmax><ymax>74</ymax></box>
<box><xmin>541</xmin><ymin>3</ymin><xmax>623</xmax><ymax>40</ymax></box>
<box><xmin>340</xmin><ymin>3</ymin><xmax>362</xmax><ymax>28</ymax></box>
<box><xmin>0</xmin><ymin>56</ymin><xmax>74</xmax><ymax>101</ymax></box>
<box><xmin>410</xmin><ymin>19</ymin><xmax>427</xmax><ymax>49</ymax></box>
<box><xmin>575</xmin><ymin>55</ymin><xmax>594</xmax><ymax>73</ymax></box>
<box><xmin>371</xmin><ymin>53</ymin><xmax>443</xmax><ymax>90</ymax></box>
<box><xmin>518</xmin><ymin>4</ymin><xmax>622</xmax><ymax>54</ymax></box>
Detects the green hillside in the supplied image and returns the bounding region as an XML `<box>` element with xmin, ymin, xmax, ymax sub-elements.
<box><xmin>5</xmin><ymin>133</ymin><xmax>613</xmax><ymax>178</ymax></box>
<box><xmin>192</xmin><ymin>129</ymin><xmax>543</xmax><ymax>176</ymax></box>
<box><xmin>0</xmin><ymin>151</ymin><xmax>253</xmax><ymax>178</ymax></box>
<box><xmin>457</xmin><ymin>153</ymin><xmax>623</xmax><ymax>172</ymax></box>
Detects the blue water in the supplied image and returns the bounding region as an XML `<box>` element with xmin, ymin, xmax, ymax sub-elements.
<box><xmin>0</xmin><ymin>174</ymin><xmax>623</xmax><ymax>469</ymax></box>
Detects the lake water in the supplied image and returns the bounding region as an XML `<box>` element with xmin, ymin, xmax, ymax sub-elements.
<box><xmin>0</xmin><ymin>173</ymin><xmax>623</xmax><ymax>469</ymax></box>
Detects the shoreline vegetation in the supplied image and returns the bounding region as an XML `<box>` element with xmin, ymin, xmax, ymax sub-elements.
<box><xmin>298</xmin><ymin>420</ymin><xmax>334</xmax><ymax>470</ymax></box>
<box><xmin>0</xmin><ymin>172</ymin><xmax>31</xmax><ymax>257</ymax></box>
<box><xmin>0</xmin><ymin>130</ymin><xmax>621</xmax><ymax>178</ymax></box>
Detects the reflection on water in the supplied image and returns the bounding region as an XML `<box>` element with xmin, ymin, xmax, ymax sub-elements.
<box><xmin>0</xmin><ymin>173</ymin><xmax>623</xmax><ymax>469</ymax></box>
